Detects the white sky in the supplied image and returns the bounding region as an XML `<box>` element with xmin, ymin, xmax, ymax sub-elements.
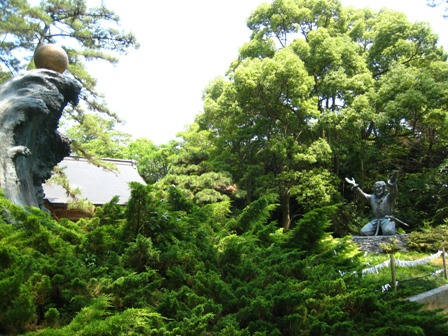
<box><xmin>89</xmin><ymin>0</ymin><xmax>448</xmax><ymax>145</ymax></box>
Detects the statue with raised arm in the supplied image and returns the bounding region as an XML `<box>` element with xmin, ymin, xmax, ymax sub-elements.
<box><xmin>345</xmin><ymin>171</ymin><xmax>399</xmax><ymax>236</ymax></box>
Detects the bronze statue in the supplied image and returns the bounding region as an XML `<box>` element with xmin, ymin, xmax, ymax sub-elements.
<box><xmin>0</xmin><ymin>45</ymin><xmax>79</xmax><ymax>211</ymax></box>
<box><xmin>0</xmin><ymin>69</ymin><xmax>79</xmax><ymax>210</ymax></box>
<box><xmin>345</xmin><ymin>171</ymin><xmax>401</xmax><ymax>236</ymax></box>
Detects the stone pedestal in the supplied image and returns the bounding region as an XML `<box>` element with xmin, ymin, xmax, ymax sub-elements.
<box><xmin>352</xmin><ymin>234</ymin><xmax>408</xmax><ymax>253</ymax></box>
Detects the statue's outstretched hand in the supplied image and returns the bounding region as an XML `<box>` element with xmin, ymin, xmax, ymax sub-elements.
<box><xmin>345</xmin><ymin>177</ymin><xmax>359</xmax><ymax>189</ymax></box>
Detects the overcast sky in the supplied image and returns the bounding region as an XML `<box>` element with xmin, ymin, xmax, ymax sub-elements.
<box><xmin>89</xmin><ymin>0</ymin><xmax>447</xmax><ymax>145</ymax></box>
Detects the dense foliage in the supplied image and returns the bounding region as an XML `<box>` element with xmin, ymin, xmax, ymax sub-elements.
<box><xmin>407</xmin><ymin>223</ymin><xmax>448</xmax><ymax>252</ymax></box>
<box><xmin>1</xmin><ymin>188</ymin><xmax>448</xmax><ymax>335</ymax></box>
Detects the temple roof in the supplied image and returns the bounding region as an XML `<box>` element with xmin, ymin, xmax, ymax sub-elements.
<box><xmin>43</xmin><ymin>156</ymin><xmax>145</xmax><ymax>205</ymax></box>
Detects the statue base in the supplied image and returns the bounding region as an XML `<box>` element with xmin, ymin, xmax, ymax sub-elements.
<box><xmin>352</xmin><ymin>234</ymin><xmax>408</xmax><ymax>253</ymax></box>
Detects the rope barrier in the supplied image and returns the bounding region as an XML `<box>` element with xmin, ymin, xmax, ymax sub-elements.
<box><xmin>362</xmin><ymin>250</ymin><xmax>446</xmax><ymax>275</ymax></box>
<box><xmin>359</xmin><ymin>250</ymin><xmax>448</xmax><ymax>293</ymax></box>
<box><xmin>399</xmin><ymin>268</ymin><xmax>444</xmax><ymax>283</ymax></box>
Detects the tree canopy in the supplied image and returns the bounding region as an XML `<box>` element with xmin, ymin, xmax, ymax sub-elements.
<box><xmin>197</xmin><ymin>0</ymin><xmax>448</xmax><ymax>232</ymax></box>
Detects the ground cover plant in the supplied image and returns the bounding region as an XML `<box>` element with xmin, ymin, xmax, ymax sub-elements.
<box><xmin>1</xmin><ymin>186</ymin><xmax>448</xmax><ymax>336</ymax></box>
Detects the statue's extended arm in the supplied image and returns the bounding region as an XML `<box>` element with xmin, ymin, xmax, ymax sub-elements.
<box><xmin>8</xmin><ymin>145</ymin><xmax>31</xmax><ymax>159</ymax></box>
<box><xmin>345</xmin><ymin>177</ymin><xmax>370</xmax><ymax>200</ymax></box>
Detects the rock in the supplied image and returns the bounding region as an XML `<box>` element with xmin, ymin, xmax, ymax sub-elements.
<box><xmin>0</xmin><ymin>69</ymin><xmax>80</xmax><ymax>210</ymax></box>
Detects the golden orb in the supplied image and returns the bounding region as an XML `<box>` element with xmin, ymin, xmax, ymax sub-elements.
<box><xmin>34</xmin><ymin>44</ymin><xmax>69</xmax><ymax>73</ymax></box>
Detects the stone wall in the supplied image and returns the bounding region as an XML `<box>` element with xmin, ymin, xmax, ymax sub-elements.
<box><xmin>408</xmin><ymin>285</ymin><xmax>448</xmax><ymax>313</ymax></box>
<box><xmin>352</xmin><ymin>234</ymin><xmax>408</xmax><ymax>253</ymax></box>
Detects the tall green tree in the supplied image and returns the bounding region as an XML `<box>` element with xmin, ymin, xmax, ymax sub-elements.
<box><xmin>200</xmin><ymin>0</ymin><xmax>448</xmax><ymax>231</ymax></box>
<box><xmin>156</xmin><ymin>123</ymin><xmax>236</xmax><ymax>205</ymax></box>
<box><xmin>201</xmin><ymin>47</ymin><xmax>339</xmax><ymax>230</ymax></box>
<box><xmin>122</xmin><ymin>138</ymin><xmax>178</xmax><ymax>184</ymax></box>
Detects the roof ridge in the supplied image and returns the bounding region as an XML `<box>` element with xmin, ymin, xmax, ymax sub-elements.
<box><xmin>66</xmin><ymin>156</ymin><xmax>136</xmax><ymax>166</ymax></box>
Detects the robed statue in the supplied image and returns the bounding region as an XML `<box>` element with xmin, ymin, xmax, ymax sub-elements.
<box><xmin>345</xmin><ymin>171</ymin><xmax>403</xmax><ymax>236</ymax></box>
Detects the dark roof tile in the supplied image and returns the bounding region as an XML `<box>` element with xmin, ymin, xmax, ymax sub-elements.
<box><xmin>43</xmin><ymin>156</ymin><xmax>146</xmax><ymax>205</ymax></box>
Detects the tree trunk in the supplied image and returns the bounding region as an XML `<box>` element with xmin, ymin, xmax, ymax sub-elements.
<box><xmin>281</xmin><ymin>190</ymin><xmax>291</xmax><ymax>231</ymax></box>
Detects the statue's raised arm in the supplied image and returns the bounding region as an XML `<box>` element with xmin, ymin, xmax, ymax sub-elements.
<box><xmin>387</xmin><ymin>170</ymin><xmax>399</xmax><ymax>201</ymax></box>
